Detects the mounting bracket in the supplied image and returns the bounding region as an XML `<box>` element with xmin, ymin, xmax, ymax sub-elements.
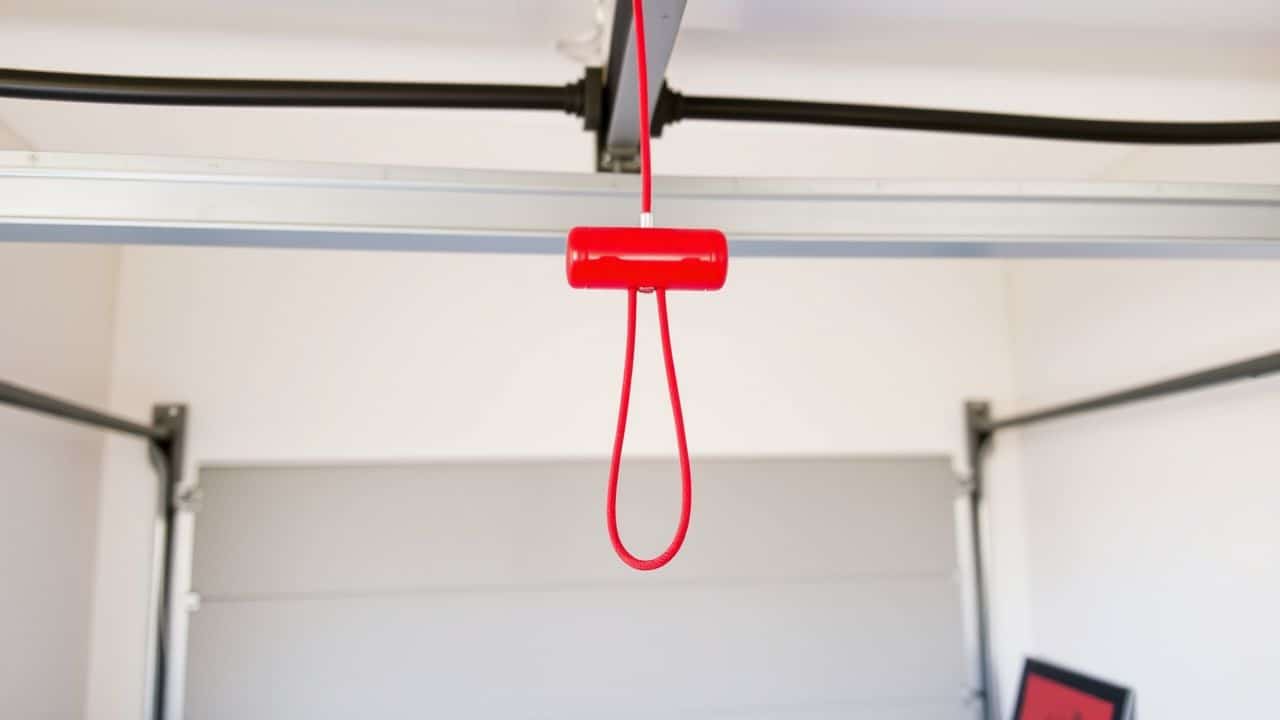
<box><xmin>596</xmin><ymin>0</ymin><xmax>688</xmax><ymax>173</ymax></box>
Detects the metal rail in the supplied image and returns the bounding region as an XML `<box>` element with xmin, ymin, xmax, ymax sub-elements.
<box><xmin>0</xmin><ymin>377</ymin><xmax>186</xmax><ymax>720</ymax></box>
<box><xmin>963</xmin><ymin>402</ymin><xmax>997</xmax><ymax>720</ymax></box>
<box><xmin>979</xmin><ymin>349</ymin><xmax>1280</xmax><ymax>437</ymax></box>
<box><xmin>0</xmin><ymin>379</ymin><xmax>168</xmax><ymax>440</ymax></box>
<box><xmin>598</xmin><ymin>0</ymin><xmax>687</xmax><ymax>170</ymax></box>
<box><xmin>7</xmin><ymin>151</ymin><xmax>1280</xmax><ymax>260</ymax></box>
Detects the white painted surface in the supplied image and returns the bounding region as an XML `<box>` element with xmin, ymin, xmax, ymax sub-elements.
<box><xmin>0</xmin><ymin>243</ymin><xmax>119</xmax><ymax>720</ymax></box>
<box><xmin>12</xmin><ymin>0</ymin><xmax>1280</xmax><ymax>39</ymax></box>
<box><xmin>91</xmin><ymin>246</ymin><xmax>1026</xmax><ymax>719</ymax></box>
<box><xmin>1005</xmin><ymin>260</ymin><xmax>1280</xmax><ymax>717</ymax></box>
<box><xmin>185</xmin><ymin>459</ymin><xmax>969</xmax><ymax>719</ymax></box>
<box><xmin>0</xmin><ymin>119</ymin><xmax>31</xmax><ymax>150</ymax></box>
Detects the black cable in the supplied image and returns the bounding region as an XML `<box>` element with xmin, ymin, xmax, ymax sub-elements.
<box><xmin>0</xmin><ymin>67</ymin><xmax>589</xmax><ymax>116</ymax></box>
<box><xmin>5</xmin><ymin>66</ymin><xmax>1280</xmax><ymax>145</ymax></box>
<box><xmin>660</xmin><ymin>89</ymin><xmax>1280</xmax><ymax>144</ymax></box>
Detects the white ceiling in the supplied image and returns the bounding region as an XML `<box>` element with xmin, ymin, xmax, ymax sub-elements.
<box><xmin>0</xmin><ymin>0</ymin><xmax>1277</xmax><ymax>182</ymax></box>
<box><xmin>6</xmin><ymin>0</ymin><xmax>1280</xmax><ymax>39</ymax></box>
<box><xmin>686</xmin><ymin>0</ymin><xmax>1280</xmax><ymax>35</ymax></box>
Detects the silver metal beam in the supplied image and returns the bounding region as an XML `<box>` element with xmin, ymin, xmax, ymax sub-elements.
<box><xmin>3</xmin><ymin>152</ymin><xmax>1280</xmax><ymax>259</ymax></box>
<box><xmin>600</xmin><ymin>0</ymin><xmax>687</xmax><ymax>171</ymax></box>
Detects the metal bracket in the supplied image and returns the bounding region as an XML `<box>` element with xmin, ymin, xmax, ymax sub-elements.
<box><xmin>148</xmin><ymin>404</ymin><xmax>188</xmax><ymax>511</ymax></box>
<box><xmin>596</xmin><ymin>0</ymin><xmax>688</xmax><ymax>173</ymax></box>
<box><xmin>964</xmin><ymin>686</ymin><xmax>988</xmax><ymax>708</ymax></box>
<box><xmin>174</xmin><ymin>486</ymin><xmax>203</xmax><ymax>514</ymax></box>
<box><xmin>597</xmin><ymin>144</ymin><xmax>643</xmax><ymax>174</ymax></box>
<box><xmin>964</xmin><ymin>400</ymin><xmax>993</xmax><ymax>498</ymax></box>
<box><xmin>596</xmin><ymin>82</ymin><xmax>674</xmax><ymax>173</ymax></box>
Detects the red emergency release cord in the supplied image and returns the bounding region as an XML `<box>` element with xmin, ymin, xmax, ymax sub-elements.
<box><xmin>603</xmin><ymin>0</ymin><xmax>692</xmax><ymax>571</ymax></box>
<box><xmin>633</xmin><ymin>0</ymin><xmax>653</xmax><ymax>217</ymax></box>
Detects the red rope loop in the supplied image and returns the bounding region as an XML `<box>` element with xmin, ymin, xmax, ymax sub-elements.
<box><xmin>606</xmin><ymin>288</ymin><xmax>692</xmax><ymax>571</ymax></box>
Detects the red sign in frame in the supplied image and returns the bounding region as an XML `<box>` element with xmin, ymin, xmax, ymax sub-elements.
<box><xmin>1014</xmin><ymin>658</ymin><xmax>1131</xmax><ymax>720</ymax></box>
<box><xmin>1019</xmin><ymin>673</ymin><xmax>1116</xmax><ymax>720</ymax></box>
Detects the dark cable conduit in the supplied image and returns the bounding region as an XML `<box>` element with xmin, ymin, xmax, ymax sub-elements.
<box><xmin>0</xmin><ymin>67</ymin><xmax>588</xmax><ymax>112</ymax></box>
<box><xmin>3</xmin><ymin>66</ymin><xmax>1279</xmax><ymax>144</ymax></box>
<box><xmin>659</xmin><ymin>89</ymin><xmax>1280</xmax><ymax>145</ymax></box>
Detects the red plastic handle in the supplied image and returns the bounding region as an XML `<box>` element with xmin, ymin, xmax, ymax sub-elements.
<box><xmin>566</xmin><ymin>226</ymin><xmax>728</xmax><ymax>291</ymax></box>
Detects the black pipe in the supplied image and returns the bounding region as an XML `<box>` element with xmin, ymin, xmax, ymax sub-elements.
<box><xmin>0</xmin><ymin>67</ymin><xmax>589</xmax><ymax>115</ymax></box>
<box><xmin>983</xmin><ymin>350</ymin><xmax>1280</xmax><ymax>434</ymax></box>
<box><xmin>0</xmin><ymin>379</ymin><xmax>167</xmax><ymax>440</ymax></box>
<box><xmin>662</xmin><ymin>89</ymin><xmax>1280</xmax><ymax>144</ymax></box>
<box><xmin>6</xmin><ymin>66</ymin><xmax>1280</xmax><ymax>145</ymax></box>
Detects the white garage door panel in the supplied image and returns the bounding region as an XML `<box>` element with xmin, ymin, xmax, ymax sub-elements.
<box><xmin>186</xmin><ymin>457</ymin><xmax>970</xmax><ymax>719</ymax></box>
<box><xmin>186</xmin><ymin>580</ymin><xmax>965</xmax><ymax>720</ymax></box>
<box><xmin>193</xmin><ymin>458</ymin><xmax>960</xmax><ymax>595</ymax></box>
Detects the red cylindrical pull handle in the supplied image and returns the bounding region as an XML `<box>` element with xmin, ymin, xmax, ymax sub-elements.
<box><xmin>566</xmin><ymin>226</ymin><xmax>728</xmax><ymax>291</ymax></box>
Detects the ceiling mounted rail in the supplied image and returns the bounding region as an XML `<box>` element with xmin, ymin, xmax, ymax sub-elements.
<box><xmin>4</xmin><ymin>151</ymin><xmax>1280</xmax><ymax>259</ymax></box>
<box><xmin>597</xmin><ymin>0</ymin><xmax>686</xmax><ymax>171</ymax></box>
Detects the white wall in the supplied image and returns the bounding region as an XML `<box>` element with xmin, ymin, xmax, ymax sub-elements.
<box><xmin>1005</xmin><ymin>260</ymin><xmax>1280</xmax><ymax>717</ymax></box>
<box><xmin>90</xmin><ymin>247</ymin><xmax>1027</xmax><ymax>719</ymax></box>
<box><xmin>0</xmin><ymin>244</ymin><xmax>119</xmax><ymax>720</ymax></box>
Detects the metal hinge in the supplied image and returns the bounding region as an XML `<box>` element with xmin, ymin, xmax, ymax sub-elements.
<box><xmin>597</xmin><ymin>147</ymin><xmax>642</xmax><ymax>173</ymax></box>
<box><xmin>964</xmin><ymin>686</ymin><xmax>988</xmax><ymax>707</ymax></box>
<box><xmin>174</xmin><ymin>486</ymin><xmax>203</xmax><ymax>513</ymax></box>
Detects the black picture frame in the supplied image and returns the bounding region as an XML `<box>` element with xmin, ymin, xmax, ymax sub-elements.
<box><xmin>1013</xmin><ymin>657</ymin><xmax>1134</xmax><ymax>720</ymax></box>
